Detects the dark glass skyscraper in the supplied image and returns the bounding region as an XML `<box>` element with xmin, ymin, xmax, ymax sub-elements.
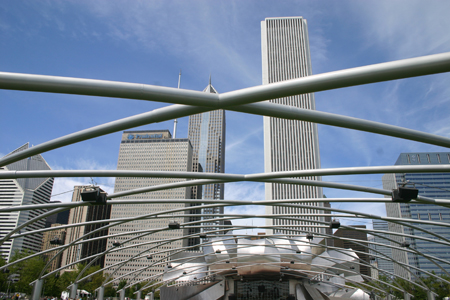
<box><xmin>187</xmin><ymin>82</ymin><xmax>225</xmax><ymax>237</ymax></box>
<box><xmin>383</xmin><ymin>152</ymin><xmax>450</xmax><ymax>278</ymax></box>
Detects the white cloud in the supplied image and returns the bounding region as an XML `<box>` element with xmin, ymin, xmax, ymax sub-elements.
<box><xmin>225</xmin><ymin>182</ymin><xmax>264</xmax><ymax>201</ymax></box>
<box><xmin>226</xmin><ymin>124</ymin><xmax>263</xmax><ymax>152</ymax></box>
<box><xmin>225</xmin><ymin>206</ymin><xmax>266</xmax><ymax>235</ymax></box>
<box><xmin>224</xmin><ymin>181</ymin><xmax>265</xmax><ymax>234</ymax></box>
<box><xmin>50</xmin><ymin>158</ymin><xmax>116</xmax><ymax>203</ymax></box>
<box><xmin>51</xmin><ymin>177</ymin><xmax>91</xmax><ymax>203</ymax></box>
<box><xmin>350</xmin><ymin>1</ymin><xmax>450</xmax><ymax>58</ymax></box>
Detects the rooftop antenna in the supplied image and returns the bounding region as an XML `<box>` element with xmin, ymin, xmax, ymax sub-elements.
<box><xmin>173</xmin><ymin>69</ymin><xmax>181</xmax><ymax>139</ymax></box>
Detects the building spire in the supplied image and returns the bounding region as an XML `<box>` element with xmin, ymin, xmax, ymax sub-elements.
<box><xmin>203</xmin><ymin>74</ymin><xmax>217</xmax><ymax>94</ymax></box>
<box><xmin>173</xmin><ymin>69</ymin><xmax>181</xmax><ymax>139</ymax></box>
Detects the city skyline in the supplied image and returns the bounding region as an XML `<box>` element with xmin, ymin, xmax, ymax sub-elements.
<box><xmin>1</xmin><ymin>4</ymin><xmax>450</xmax><ymax>297</ymax></box>
<box><xmin>1</xmin><ymin>2</ymin><xmax>450</xmax><ymax>232</ymax></box>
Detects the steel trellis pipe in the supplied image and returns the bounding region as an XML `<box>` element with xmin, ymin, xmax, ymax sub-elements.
<box><xmin>4</xmin><ymin>198</ymin><xmax>450</xmax><ymax>273</ymax></box>
<box><xmin>2</xmin><ymin>52</ymin><xmax>450</xmax><ymax>167</ymax></box>
<box><xmin>1</xmin><ymin>52</ymin><xmax>450</xmax><ymax>108</ymax></box>
<box><xmin>3</xmin><ymin>100</ymin><xmax>450</xmax><ymax>168</ymax></box>
<box><xmin>72</xmin><ymin>217</ymin><xmax>443</xmax><ymax>289</ymax></box>
<box><xmin>2</xmin><ymin>164</ymin><xmax>450</xmax><ymax>182</ymax></box>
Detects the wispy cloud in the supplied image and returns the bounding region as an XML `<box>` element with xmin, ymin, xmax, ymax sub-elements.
<box><xmin>225</xmin><ymin>113</ymin><xmax>264</xmax><ymax>174</ymax></box>
<box><xmin>50</xmin><ymin>157</ymin><xmax>116</xmax><ymax>202</ymax></box>
<box><xmin>350</xmin><ymin>1</ymin><xmax>450</xmax><ymax>58</ymax></box>
<box><xmin>225</xmin><ymin>206</ymin><xmax>266</xmax><ymax>235</ymax></box>
<box><xmin>82</xmin><ymin>1</ymin><xmax>263</xmax><ymax>86</ymax></box>
<box><xmin>224</xmin><ymin>182</ymin><xmax>265</xmax><ymax>234</ymax></box>
<box><xmin>226</xmin><ymin>123</ymin><xmax>263</xmax><ymax>152</ymax></box>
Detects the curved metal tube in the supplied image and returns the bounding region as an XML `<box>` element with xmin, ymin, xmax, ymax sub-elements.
<box><xmin>2</xmin><ymin>53</ymin><xmax>450</xmax><ymax>167</ymax></box>
<box><xmin>2</xmin><ymin>52</ymin><xmax>450</xmax><ymax>108</ymax></box>
<box><xmin>5</xmin><ymin>199</ymin><xmax>450</xmax><ymax>279</ymax></box>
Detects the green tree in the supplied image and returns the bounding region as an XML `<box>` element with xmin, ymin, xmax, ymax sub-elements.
<box><xmin>56</xmin><ymin>264</ymin><xmax>106</xmax><ymax>296</ymax></box>
<box><xmin>80</xmin><ymin>265</ymin><xmax>105</xmax><ymax>294</ymax></box>
<box><xmin>117</xmin><ymin>279</ymin><xmax>127</xmax><ymax>291</ymax></box>
<box><xmin>368</xmin><ymin>274</ymin><xmax>450</xmax><ymax>299</ymax></box>
<box><xmin>9</xmin><ymin>250</ymin><xmax>47</xmax><ymax>295</ymax></box>
<box><xmin>104</xmin><ymin>284</ymin><xmax>117</xmax><ymax>297</ymax></box>
<box><xmin>0</xmin><ymin>256</ymin><xmax>8</xmax><ymax>292</ymax></box>
<box><xmin>117</xmin><ymin>280</ymin><xmax>128</xmax><ymax>298</ymax></box>
<box><xmin>57</xmin><ymin>268</ymin><xmax>78</xmax><ymax>294</ymax></box>
<box><xmin>43</xmin><ymin>274</ymin><xmax>62</xmax><ymax>297</ymax></box>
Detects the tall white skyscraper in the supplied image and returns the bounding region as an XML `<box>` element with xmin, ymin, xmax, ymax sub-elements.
<box><xmin>104</xmin><ymin>130</ymin><xmax>193</xmax><ymax>281</ymax></box>
<box><xmin>0</xmin><ymin>143</ymin><xmax>54</xmax><ymax>261</ymax></box>
<box><xmin>262</xmin><ymin>17</ymin><xmax>323</xmax><ymax>235</ymax></box>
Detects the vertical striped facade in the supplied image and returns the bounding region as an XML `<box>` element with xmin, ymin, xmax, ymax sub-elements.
<box><xmin>187</xmin><ymin>83</ymin><xmax>225</xmax><ymax>244</ymax></box>
<box><xmin>261</xmin><ymin>17</ymin><xmax>323</xmax><ymax>236</ymax></box>
<box><xmin>187</xmin><ymin>83</ymin><xmax>225</xmax><ymax>206</ymax></box>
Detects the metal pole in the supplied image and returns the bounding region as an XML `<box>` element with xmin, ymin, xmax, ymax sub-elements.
<box><xmin>97</xmin><ymin>286</ymin><xmax>104</xmax><ymax>300</ymax></box>
<box><xmin>119</xmin><ymin>289</ymin><xmax>125</xmax><ymax>300</ymax></box>
<box><xmin>2</xmin><ymin>52</ymin><xmax>450</xmax><ymax>168</ymax></box>
<box><xmin>70</xmin><ymin>283</ymin><xmax>78</xmax><ymax>299</ymax></box>
<box><xmin>136</xmin><ymin>290</ymin><xmax>141</xmax><ymax>300</ymax></box>
<box><xmin>3</xmin><ymin>164</ymin><xmax>450</xmax><ymax>182</ymax></box>
<box><xmin>2</xmin><ymin>52</ymin><xmax>450</xmax><ymax>108</ymax></box>
<box><xmin>31</xmin><ymin>279</ymin><xmax>44</xmax><ymax>300</ymax></box>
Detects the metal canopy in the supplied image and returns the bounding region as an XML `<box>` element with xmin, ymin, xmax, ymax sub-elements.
<box><xmin>1</xmin><ymin>52</ymin><xmax>450</xmax><ymax>300</ymax></box>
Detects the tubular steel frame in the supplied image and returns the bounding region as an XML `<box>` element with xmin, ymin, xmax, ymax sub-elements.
<box><xmin>1</xmin><ymin>52</ymin><xmax>450</xmax><ymax>299</ymax></box>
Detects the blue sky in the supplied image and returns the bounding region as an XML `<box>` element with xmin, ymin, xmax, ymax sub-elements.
<box><xmin>1</xmin><ymin>1</ymin><xmax>450</xmax><ymax>231</ymax></box>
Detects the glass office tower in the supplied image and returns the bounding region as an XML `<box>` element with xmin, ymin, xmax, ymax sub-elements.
<box><xmin>384</xmin><ymin>152</ymin><xmax>450</xmax><ymax>277</ymax></box>
<box><xmin>187</xmin><ymin>82</ymin><xmax>225</xmax><ymax>241</ymax></box>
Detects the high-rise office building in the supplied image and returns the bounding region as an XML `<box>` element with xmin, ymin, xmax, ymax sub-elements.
<box><xmin>104</xmin><ymin>130</ymin><xmax>193</xmax><ymax>280</ymax></box>
<box><xmin>261</xmin><ymin>17</ymin><xmax>323</xmax><ymax>235</ymax></box>
<box><xmin>383</xmin><ymin>152</ymin><xmax>450</xmax><ymax>278</ymax></box>
<box><xmin>370</xmin><ymin>220</ymin><xmax>395</xmax><ymax>278</ymax></box>
<box><xmin>187</xmin><ymin>82</ymin><xmax>225</xmax><ymax>242</ymax></box>
<box><xmin>60</xmin><ymin>186</ymin><xmax>111</xmax><ymax>271</ymax></box>
<box><xmin>333</xmin><ymin>226</ymin><xmax>370</xmax><ymax>277</ymax></box>
<box><xmin>0</xmin><ymin>143</ymin><xmax>54</xmax><ymax>262</ymax></box>
<box><xmin>41</xmin><ymin>223</ymin><xmax>66</xmax><ymax>272</ymax></box>
<box><xmin>45</xmin><ymin>201</ymin><xmax>70</xmax><ymax>228</ymax></box>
